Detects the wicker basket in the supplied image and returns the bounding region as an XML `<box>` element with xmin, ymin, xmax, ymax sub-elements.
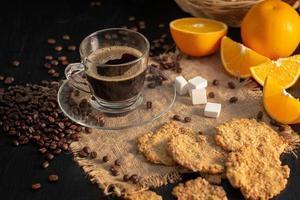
<box><xmin>175</xmin><ymin>0</ymin><xmax>299</xmax><ymax>27</ymax></box>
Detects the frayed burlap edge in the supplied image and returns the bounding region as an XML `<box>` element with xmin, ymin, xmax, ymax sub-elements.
<box><xmin>70</xmin><ymin>142</ymin><xmax>182</xmax><ymax>197</ymax></box>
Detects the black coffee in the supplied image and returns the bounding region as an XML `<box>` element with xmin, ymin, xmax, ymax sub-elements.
<box><xmin>85</xmin><ymin>46</ymin><xmax>147</xmax><ymax>102</ymax></box>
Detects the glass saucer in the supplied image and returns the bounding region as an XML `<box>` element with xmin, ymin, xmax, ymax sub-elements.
<box><xmin>57</xmin><ymin>79</ymin><xmax>176</xmax><ymax>130</ymax></box>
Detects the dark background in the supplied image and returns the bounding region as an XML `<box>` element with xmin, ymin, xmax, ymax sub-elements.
<box><xmin>0</xmin><ymin>0</ymin><xmax>299</xmax><ymax>199</ymax></box>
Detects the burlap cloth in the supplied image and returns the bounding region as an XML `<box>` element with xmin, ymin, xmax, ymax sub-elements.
<box><xmin>69</xmin><ymin>52</ymin><xmax>299</xmax><ymax>197</ymax></box>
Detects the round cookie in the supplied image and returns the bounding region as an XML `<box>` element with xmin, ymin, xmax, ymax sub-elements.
<box><xmin>138</xmin><ymin>121</ymin><xmax>195</xmax><ymax>166</ymax></box>
<box><xmin>172</xmin><ymin>177</ymin><xmax>228</xmax><ymax>200</ymax></box>
<box><xmin>167</xmin><ymin>134</ymin><xmax>227</xmax><ymax>174</ymax></box>
<box><xmin>215</xmin><ymin>118</ymin><xmax>287</xmax><ymax>153</ymax></box>
<box><xmin>226</xmin><ymin>146</ymin><xmax>290</xmax><ymax>200</ymax></box>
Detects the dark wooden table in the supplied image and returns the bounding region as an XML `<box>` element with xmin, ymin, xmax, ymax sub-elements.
<box><xmin>0</xmin><ymin>0</ymin><xmax>299</xmax><ymax>199</ymax></box>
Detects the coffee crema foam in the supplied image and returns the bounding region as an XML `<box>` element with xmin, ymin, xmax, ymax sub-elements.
<box><xmin>85</xmin><ymin>46</ymin><xmax>147</xmax><ymax>81</ymax></box>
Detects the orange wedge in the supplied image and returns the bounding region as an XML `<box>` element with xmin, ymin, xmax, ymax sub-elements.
<box><xmin>263</xmin><ymin>76</ymin><xmax>300</xmax><ymax>124</ymax></box>
<box><xmin>250</xmin><ymin>57</ymin><xmax>300</xmax><ymax>89</ymax></box>
<box><xmin>170</xmin><ymin>18</ymin><xmax>227</xmax><ymax>56</ymax></box>
<box><xmin>220</xmin><ymin>36</ymin><xmax>270</xmax><ymax>78</ymax></box>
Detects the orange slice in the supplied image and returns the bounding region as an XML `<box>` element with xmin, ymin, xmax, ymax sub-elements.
<box><xmin>250</xmin><ymin>57</ymin><xmax>300</xmax><ymax>89</ymax></box>
<box><xmin>220</xmin><ymin>37</ymin><xmax>270</xmax><ymax>78</ymax></box>
<box><xmin>263</xmin><ymin>76</ymin><xmax>300</xmax><ymax>124</ymax></box>
<box><xmin>170</xmin><ymin>18</ymin><xmax>227</xmax><ymax>56</ymax></box>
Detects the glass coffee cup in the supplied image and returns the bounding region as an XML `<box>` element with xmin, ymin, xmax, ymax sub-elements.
<box><xmin>65</xmin><ymin>28</ymin><xmax>150</xmax><ymax>113</ymax></box>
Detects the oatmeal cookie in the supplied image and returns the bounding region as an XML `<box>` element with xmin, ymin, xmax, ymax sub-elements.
<box><xmin>226</xmin><ymin>146</ymin><xmax>290</xmax><ymax>200</ymax></box>
<box><xmin>172</xmin><ymin>177</ymin><xmax>228</xmax><ymax>200</ymax></box>
<box><xmin>138</xmin><ymin>121</ymin><xmax>194</xmax><ymax>166</ymax></box>
<box><xmin>215</xmin><ymin>118</ymin><xmax>287</xmax><ymax>153</ymax></box>
<box><xmin>167</xmin><ymin>134</ymin><xmax>227</xmax><ymax>174</ymax></box>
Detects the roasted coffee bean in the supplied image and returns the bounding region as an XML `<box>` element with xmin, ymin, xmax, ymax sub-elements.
<box><xmin>229</xmin><ymin>96</ymin><xmax>238</xmax><ymax>103</ymax></box>
<box><xmin>212</xmin><ymin>79</ymin><xmax>219</xmax><ymax>86</ymax></box>
<box><xmin>79</xmin><ymin>150</ymin><xmax>88</xmax><ymax>157</ymax></box>
<box><xmin>130</xmin><ymin>174</ymin><xmax>139</xmax><ymax>184</ymax></box>
<box><xmin>54</xmin><ymin>46</ymin><xmax>63</xmax><ymax>52</ymax></box>
<box><xmin>61</xmin><ymin>60</ymin><xmax>69</xmax><ymax>66</ymax></box>
<box><xmin>45</xmin><ymin>55</ymin><xmax>53</xmax><ymax>61</ymax></box>
<box><xmin>11</xmin><ymin>60</ymin><xmax>20</xmax><ymax>67</ymax></box>
<box><xmin>83</xmin><ymin>146</ymin><xmax>91</xmax><ymax>154</ymax></box>
<box><xmin>278</xmin><ymin>125</ymin><xmax>286</xmax><ymax>132</ymax></box>
<box><xmin>176</xmin><ymin>67</ymin><xmax>182</xmax><ymax>73</ymax></box>
<box><xmin>208</xmin><ymin>92</ymin><xmax>215</xmax><ymax>98</ymax></box>
<box><xmin>51</xmin><ymin>60</ymin><xmax>59</xmax><ymax>66</ymax></box>
<box><xmin>8</xmin><ymin>130</ymin><xmax>17</xmax><ymax>136</ymax></box>
<box><xmin>45</xmin><ymin>153</ymin><xmax>54</xmax><ymax>160</ymax></box>
<box><xmin>37</xmin><ymin>139</ymin><xmax>45</xmax><ymax>147</ymax></box>
<box><xmin>111</xmin><ymin>169</ymin><xmax>119</xmax><ymax>176</ymax></box>
<box><xmin>270</xmin><ymin>119</ymin><xmax>279</xmax><ymax>126</ymax></box>
<box><xmin>48</xmin><ymin>116</ymin><xmax>55</xmax><ymax>123</ymax></box>
<box><xmin>53</xmin><ymin>148</ymin><xmax>62</xmax><ymax>155</ymax></box>
<box><xmin>42</xmin><ymin>161</ymin><xmax>50</xmax><ymax>169</ymax></box>
<box><xmin>39</xmin><ymin>147</ymin><xmax>47</xmax><ymax>154</ymax></box>
<box><xmin>44</xmin><ymin>142</ymin><xmax>50</xmax><ymax>148</ymax></box>
<box><xmin>147</xmin><ymin>82</ymin><xmax>156</xmax><ymax>89</ymax></box>
<box><xmin>149</xmin><ymin>64</ymin><xmax>158</xmax><ymax>73</ymax></box>
<box><xmin>12</xmin><ymin>140</ymin><xmax>19</xmax><ymax>147</ymax></box>
<box><xmin>110</xmin><ymin>166</ymin><xmax>119</xmax><ymax>176</ymax></box>
<box><xmin>48</xmin><ymin>174</ymin><xmax>59</xmax><ymax>182</ymax></box>
<box><xmin>128</xmin><ymin>16</ymin><xmax>135</xmax><ymax>21</ymax></box>
<box><xmin>47</xmin><ymin>38</ymin><xmax>56</xmax><ymax>44</ymax></box>
<box><xmin>4</xmin><ymin>77</ymin><xmax>14</xmax><ymax>85</ymax></box>
<box><xmin>52</xmin><ymin>72</ymin><xmax>60</xmax><ymax>78</ymax></box>
<box><xmin>102</xmin><ymin>155</ymin><xmax>109</xmax><ymax>162</ymax></box>
<box><xmin>114</xmin><ymin>159</ymin><xmax>121</xmax><ymax>166</ymax></box>
<box><xmin>58</xmin><ymin>122</ymin><xmax>65</xmax><ymax>129</ymax></box>
<box><xmin>75</xmin><ymin>126</ymin><xmax>82</xmax><ymax>132</ymax></box>
<box><xmin>44</xmin><ymin>63</ymin><xmax>51</xmax><ymax>69</ymax></box>
<box><xmin>184</xmin><ymin>117</ymin><xmax>191</xmax><ymax>123</ymax></box>
<box><xmin>62</xmin><ymin>34</ymin><xmax>70</xmax><ymax>40</ymax></box>
<box><xmin>31</xmin><ymin>183</ymin><xmax>41</xmax><ymax>190</ymax></box>
<box><xmin>173</xmin><ymin>114</ymin><xmax>181</xmax><ymax>121</ymax></box>
<box><xmin>58</xmin><ymin>56</ymin><xmax>67</xmax><ymax>61</ymax></box>
<box><xmin>85</xmin><ymin>127</ymin><xmax>93</xmax><ymax>134</ymax></box>
<box><xmin>256</xmin><ymin>111</ymin><xmax>263</xmax><ymax>121</ymax></box>
<box><xmin>49</xmin><ymin>143</ymin><xmax>57</xmax><ymax>150</ymax></box>
<box><xmin>95</xmin><ymin>1</ymin><xmax>101</xmax><ymax>6</ymax></box>
<box><xmin>123</xmin><ymin>174</ymin><xmax>130</xmax><ymax>182</ymax></box>
<box><xmin>69</xmin><ymin>124</ymin><xmax>77</xmax><ymax>130</ymax></box>
<box><xmin>61</xmin><ymin>143</ymin><xmax>69</xmax><ymax>151</ymax></box>
<box><xmin>67</xmin><ymin>45</ymin><xmax>77</xmax><ymax>51</ymax></box>
<box><xmin>90</xmin><ymin>151</ymin><xmax>97</xmax><ymax>159</ymax></box>
<box><xmin>228</xmin><ymin>81</ymin><xmax>236</xmax><ymax>89</ymax></box>
<box><xmin>146</xmin><ymin>101</ymin><xmax>152</xmax><ymax>109</ymax></box>
<box><xmin>48</xmin><ymin>69</ymin><xmax>56</xmax><ymax>75</ymax></box>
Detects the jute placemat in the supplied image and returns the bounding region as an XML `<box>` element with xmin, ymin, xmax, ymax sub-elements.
<box><xmin>69</xmin><ymin>52</ymin><xmax>299</xmax><ymax>197</ymax></box>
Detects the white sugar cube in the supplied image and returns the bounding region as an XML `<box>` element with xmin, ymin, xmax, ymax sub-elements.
<box><xmin>191</xmin><ymin>89</ymin><xmax>207</xmax><ymax>105</ymax></box>
<box><xmin>188</xmin><ymin>76</ymin><xmax>207</xmax><ymax>90</ymax></box>
<box><xmin>175</xmin><ymin>76</ymin><xmax>188</xmax><ymax>95</ymax></box>
<box><xmin>188</xmin><ymin>76</ymin><xmax>207</xmax><ymax>97</ymax></box>
<box><xmin>204</xmin><ymin>102</ymin><xmax>222</xmax><ymax>118</ymax></box>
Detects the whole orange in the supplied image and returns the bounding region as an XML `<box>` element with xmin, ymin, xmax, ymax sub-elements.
<box><xmin>241</xmin><ymin>0</ymin><xmax>300</xmax><ymax>59</ymax></box>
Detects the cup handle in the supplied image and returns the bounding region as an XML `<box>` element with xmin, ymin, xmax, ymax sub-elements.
<box><xmin>65</xmin><ymin>63</ymin><xmax>91</xmax><ymax>93</ymax></box>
